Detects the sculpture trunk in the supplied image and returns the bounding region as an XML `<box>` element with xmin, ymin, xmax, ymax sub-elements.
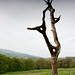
<box><xmin>27</xmin><ymin>0</ymin><xmax>61</xmax><ymax>75</ymax></box>
<box><xmin>52</xmin><ymin>57</ymin><xmax>58</xmax><ymax>75</ymax></box>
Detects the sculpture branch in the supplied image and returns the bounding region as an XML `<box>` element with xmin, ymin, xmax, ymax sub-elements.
<box><xmin>27</xmin><ymin>6</ymin><xmax>49</xmax><ymax>34</ymax></box>
<box><xmin>27</xmin><ymin>6</ymin><xmax>56</xmax><ymax>55</ymax></box>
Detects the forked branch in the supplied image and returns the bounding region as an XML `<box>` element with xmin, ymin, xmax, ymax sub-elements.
<box><xmin>27</xmin><ymin>0</ymin><xmax>61</xmax><ymax>57</ymax></box>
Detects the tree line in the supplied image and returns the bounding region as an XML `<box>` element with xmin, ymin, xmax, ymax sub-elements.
<box><xmin>0</xmin><ymin>54</ymin><xmax>75</xmax><ymax>74</ymax></box>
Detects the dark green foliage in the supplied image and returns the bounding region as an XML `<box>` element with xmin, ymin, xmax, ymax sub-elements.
<box><xmin>0</xmin><ymin>54</ymin><xmax>9</xmax><ymax>73</ymax></box>
<box><xmin>0</xmin><ymin>54</ymin><xmax>75</xmax><ymax>74</ymax></box>
<box><xmin>24</xmin><ymin>58</ymin><xmax>37</xmax><ymax>70</ymax></box>
<box><xmin>36</xmin><ymin>58</ymin><xmax>49</xmax><ymax>69</ymax></box>
<box><xmin>0</xmin><ymin>54</ymin><xmax>37</xmax><ymax>74</ymax></box>
<box><xmin>10</xmin><ymin>57</ymin><xmax>24</xmax><ymax>71</ymax></box>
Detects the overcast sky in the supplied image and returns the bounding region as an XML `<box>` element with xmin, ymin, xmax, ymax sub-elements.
<box><xmin>0</xmin><ymin>0</ymin><xmax>75</xmax><ymax>58</ymax></box>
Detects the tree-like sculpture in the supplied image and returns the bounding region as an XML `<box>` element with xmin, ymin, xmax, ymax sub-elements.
<box><xmin>27</xmin><ymin>0</ymin><xmax>61</xmax><ymax>75</ymax></box>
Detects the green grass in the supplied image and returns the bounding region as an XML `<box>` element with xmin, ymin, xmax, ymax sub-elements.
<box><xmin>1</xmin><ymin>68</ymin><xmax>75</xmax><ymax>75</ymax></box>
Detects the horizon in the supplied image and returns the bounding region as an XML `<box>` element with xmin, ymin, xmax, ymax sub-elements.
<box><xmin>0</xmin><ymin>48</ymin><xmax>75</xmax><ymax>58</ymax></box>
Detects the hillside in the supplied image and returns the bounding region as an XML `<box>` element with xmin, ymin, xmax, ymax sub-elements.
<box><xmin>0</xmin><ymin>49</ymin><xmax>38</xmax><ymax>58</ymax></box>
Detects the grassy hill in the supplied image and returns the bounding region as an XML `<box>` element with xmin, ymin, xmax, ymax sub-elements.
<box><xmin>0</xmin><ymin>49</ymin><xmax>38</xmax><ymax>58</ymax></box>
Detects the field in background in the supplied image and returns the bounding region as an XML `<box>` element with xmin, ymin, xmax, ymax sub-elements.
<box><xmin>1</xmin><ymin>68</ymin><xmax>75</xmax><ymax>75</ymax></box>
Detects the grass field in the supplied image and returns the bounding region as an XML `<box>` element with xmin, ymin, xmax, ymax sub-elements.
<box><xmin>1</xmin><ymin>68</ymin><xmax>75</xmax><ymax>75</ymax></box>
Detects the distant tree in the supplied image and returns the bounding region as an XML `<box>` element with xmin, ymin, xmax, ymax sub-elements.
<box><xmin>24</xmin><ymin>58</ymin><xmax>37</xmax><ymax>70</ymax></box>
<box><xmin>62</xmin><ymin>58</ymin><xmax>72</xmax><ymax>68</ymax></box>
<box><xmin>7</xmin><ymin>57</ymin><xmax>13</xmax><ymax>72</ymax></box>
<box><xmin>11</xmin><ymin>57</ymin><xmax>24</xmax><ymax>71</ymax></box>
<box><xmin>58</xmin><ymin>58</ymin><xmax>63</xmax><ymax>68</ymax></box>
<box><xmin>45</xmin><ymin>59</ymin><xmax>52</xmax><ymax>69</ymax></box>
<box><xmin>36</xmin><ymin>58</ymin><xmax>47</xmax><ymax>69</ymax></box>
<box><xmin>70</xmin><ymin>59</ymin><xmax>75</xmax><ymax>68</ymax></box>
<box><xmin>0</xmin><ymin>54</ymin><xmax>9</xmax><ymax>73</ymax></box>
<box><xmin>27</xmin><ymin>0</ymin><xmax>61</xmax><ymax>75</ymax></box>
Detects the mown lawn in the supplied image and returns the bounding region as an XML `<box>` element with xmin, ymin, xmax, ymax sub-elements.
<box><xmin>1</xmin><ymin>68</ymin><xmax>75</xmax><ymax>75</ymax></box>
